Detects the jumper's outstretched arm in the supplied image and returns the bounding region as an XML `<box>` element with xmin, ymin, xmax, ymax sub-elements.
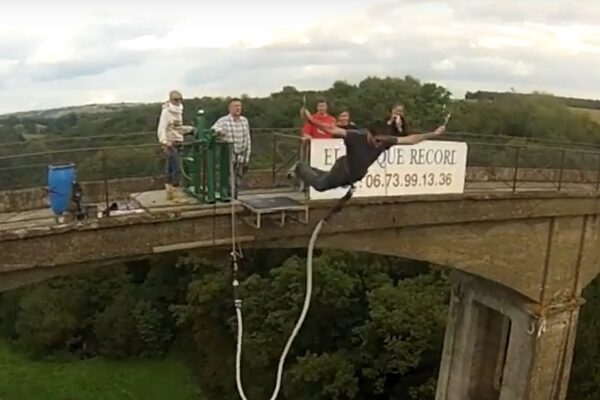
<box><xmin>374</xmin><ymin>125</ymin><xmax>446</xmax><ymax>146</ymax></box>
<box><xmin>300</xmin><ymin>108</ymin><xmax>347</xmax><ymax>138</ymax></box>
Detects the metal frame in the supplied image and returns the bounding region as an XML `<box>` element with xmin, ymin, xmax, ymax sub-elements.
<box><xmin>180</xmin><ymin>110</ymin><xmax>231</xmax><ymax>204</ymax></box>
<box><xmin>240</xmin><ymin>198</ymin><xmax>309</xmax><ymax>229</ymax></box>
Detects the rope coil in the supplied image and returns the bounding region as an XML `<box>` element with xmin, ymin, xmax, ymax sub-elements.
<box><xmin>525</xmin><ymin>296</ymin><xmax>585</xmax><ymax>339</ymax></box>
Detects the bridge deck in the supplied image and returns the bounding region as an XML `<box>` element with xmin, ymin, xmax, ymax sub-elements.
<box><xmin>0</xmin><ymin>181</ymin><xmax>597</xmax><ymax>234</ymax></box>
<box><xmin>0</xmin><ymin>187</ymin><xmax>305</xmax><ymax>233</ymax></box>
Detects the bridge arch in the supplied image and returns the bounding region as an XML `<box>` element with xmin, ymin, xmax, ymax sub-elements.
<box><xmin>259</xmin><ymin>211</ymin><xmax>600</xmax><ymax>304</ymax></box>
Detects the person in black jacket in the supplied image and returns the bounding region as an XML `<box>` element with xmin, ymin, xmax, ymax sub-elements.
<box><xmin>336</xmin><ymin>109</ymin><xmax>357</xmax><ymax>129</ymax></box>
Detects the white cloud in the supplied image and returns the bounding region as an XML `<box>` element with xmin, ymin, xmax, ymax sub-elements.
<box><xmin>0</xmin><ymin>60</ymin><xmax>19</xmax><ymax>75</ymax></box>
<box><xmin>474</xmin><ymin>36</ymin><xmax>532</xmax><ymax>50</ymax></box>
<box><xmin>432</xmin><ymin>59</ymin><xmax>456</xmax><ymax>71</ymax></box>
<box><xmin>0</xmin><ymin>0</ymin><xmax>600</xmax><ymax>114</ymax></box>
<box><xmin>88</xmin><ymin>92</ymin><xmax>117</xmax><ymax>105</ymax></box>
<box><xmin>26</xmin><ymin>34</ymin><xmax>77</xmax><ymax>65</ymax></box>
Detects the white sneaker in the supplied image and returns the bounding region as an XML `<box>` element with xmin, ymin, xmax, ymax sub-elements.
<box><xmin>287</xmin><ymin>162</ymin><xmax>299</xmax><ymax>179</ymax></box>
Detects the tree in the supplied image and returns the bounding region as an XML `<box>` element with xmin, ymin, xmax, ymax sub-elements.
<box><xmin>569</xmin><ymin>277</ymin><xmax>600</xmax><ymax>400</ymax></box>
<box><xmin>15</xmin><ymin>285</ymin><xmax>80</xmax><ymax>355</ymax></box>
<box><xmin>178</xmin><ymin>249</ymin><xmax>449</xmax><ymax>400</ymax></box>
<box><xmin>94</xmin><ymin>294</ymin><xmax>138</xmax><ymax>358</ymax></box>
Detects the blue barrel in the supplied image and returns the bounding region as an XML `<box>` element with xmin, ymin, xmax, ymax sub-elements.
<box><xmin>47</xmin><ymin>164</ymin><xmax>76</xmax><ymax>216</ymax></box>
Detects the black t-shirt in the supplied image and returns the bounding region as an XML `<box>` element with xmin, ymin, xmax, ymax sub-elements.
<box><xmin>342</xmin><ymin>119</ymin><xmax>404</xmax><ymax>181</ymax></box>
<box><xmin>343</xmin><ymin>129</ymin><xmax>386</xmax><ymax>181</ymax></box>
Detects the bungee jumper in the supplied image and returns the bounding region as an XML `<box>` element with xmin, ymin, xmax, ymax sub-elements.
<box><xmin>232</xmin><ymin>105</ymin><xmax>451</xmax><ymax>400</ymax></box>
<box><xmin>288</xmin><ymin>107</ymin><xmax>448</xmax><ymax>192</ymax></box>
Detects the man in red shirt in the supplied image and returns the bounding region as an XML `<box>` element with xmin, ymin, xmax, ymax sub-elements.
<box><xmin>301</xmin><ymin>99</ymin><xmax>336</xmax><ymax>139</ymax></box>
<box><xmin>298</xmin><ymin>99</ymin><xmax>336</xmax><ymax>191</ymax></box>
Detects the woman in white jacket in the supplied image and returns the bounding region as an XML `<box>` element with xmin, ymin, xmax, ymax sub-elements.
<box><xmin>156</xmin><ymin>90</ymin><xmax>194</xmax><ymax>201</ymax></box>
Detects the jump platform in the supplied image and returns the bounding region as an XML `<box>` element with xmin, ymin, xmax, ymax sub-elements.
<box><xmin>240</xmin><ymin>196</ymin><xmax>309</xmax><ymax>229</ymax></box>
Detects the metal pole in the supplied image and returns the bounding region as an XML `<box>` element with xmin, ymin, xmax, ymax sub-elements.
<box><xmin>101</xmin><ymin>149</ymin><xmax>109</xmax><ymax>211</ymax></box>
<box><xmin>196</xmin><ymin>109</ymin><xmax>215</xmax><ymax>204</ymax></box>
<box><xmin>512</xmin><ymin>146</ymin><xmax>521</xmax><ymax>193</ymax></box>
<box><xmin>219</xmin><ymin>142</ymin><xmax>231</xmax><ymax>201</ymax></box>
<box><xmin>271</xmin><ymin>133</ymin><xmax>277</xmax><ymax>185</ymax></box>
<box><xmin>194</xmin><ymin>110</ymin><xmax>205</xmax><ymax>200</ymax></box>
<box><xmin>200</xmin><ymin>142</ymin><xmax>206</xmax><ymax>199</ymax></box>
<box><xmin>596</xmin><ymin>153</ymin><xmax>600</xmax><ymax>191</ymax></box>
<box><xmin>557</xmin><ymin>149</ymin><xmax>566</xmax><ymax>192</ymax></box>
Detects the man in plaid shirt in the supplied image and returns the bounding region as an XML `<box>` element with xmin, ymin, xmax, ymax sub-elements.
<box><xmin>211</xmin><ymin>98</ymin><xmax>251</xmax><ymax>199</ymax></box>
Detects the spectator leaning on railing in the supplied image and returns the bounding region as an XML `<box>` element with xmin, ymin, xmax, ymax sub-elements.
<box><xmin>211</xmin><ymin>98</ymin><xmax>251</xmax><ymax>199</ymax></box>
<box><xmin>156</xmin><ymin>90</ymin><xmax>194</xmax><ymax>202</ymax></box>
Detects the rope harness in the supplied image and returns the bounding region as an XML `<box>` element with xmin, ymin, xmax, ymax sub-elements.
<box><xmin>229</xmin><ymin>154</ymin><xmax>355</xmax><ymax>400</ymax></box>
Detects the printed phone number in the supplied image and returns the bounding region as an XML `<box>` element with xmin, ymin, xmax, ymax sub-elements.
<box><xmin>356</xmin><ymin>172</ymin><xmax>454</xmax><ymax>189</ymax></box>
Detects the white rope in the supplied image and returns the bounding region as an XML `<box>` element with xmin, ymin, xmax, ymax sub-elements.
<box><xmin>234</xmin><ymin>219</ymin><xmax>323</xmax><ymax>400</ymax></box>
<box><xmin>228</xmin><ymin>139</ymin><xmax>351</xmax><ymax>399</ymax></box>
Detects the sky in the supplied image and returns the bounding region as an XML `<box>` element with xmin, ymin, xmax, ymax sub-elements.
<box><xmin>0</xmin><ymin>0</ymin><xmax>599</xmax><ymax>114</ymax></box>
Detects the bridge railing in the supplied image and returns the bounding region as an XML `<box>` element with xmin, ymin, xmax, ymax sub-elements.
<box><xmin>4</xmin><ymin>128</ymin><xmax>600</xmax><ymax>152</ymax></box>
<box><xmin>463</xmin><ymin>141</ymin><xmax>600</xmax><ymax>191</ymax></box>
<box><xmin>258</xmin><ymin>131</ymin><xmax>600</xmax><ymax>191</ymax></box>
<box><xmin>2</xmin><ymin>130</ymin><xmax>600</xmax><ymax>199</ymax></box>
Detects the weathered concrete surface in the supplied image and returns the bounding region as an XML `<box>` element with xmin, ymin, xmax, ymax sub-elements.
<box><xmin>2</xmin><ymin>166</ymin><xmax>596</xmax><ymax>213</ymax></box>
<box><xmin>2</xmin><ymin>190</ymin><xmax>600</xmax><ymax>302</ymax></box>
<box><xmin>0</xmin><ymin>169</ymin><xmax>286</xmax><ymax>213</ymax></box>
<box><xmin>2</xmin><ymin>181</ymin><xmax>597</xmax><ymax>235</ymax></box>
<box><xmin>436</xmin><ymin>272</ymin><xmax>582</xmax><ymax>400</ymax></box>
<box><xmin>323</xmin><ymin>213</ymin><xmax>598</xmax><ymax>308</ymax></box>
<box><xmin>0</xmin><ymin>176</ymin><xmax>164</xmax><ymax>213</ymax></box>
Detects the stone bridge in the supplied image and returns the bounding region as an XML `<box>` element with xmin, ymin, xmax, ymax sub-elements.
<box><xmin>2</xmin><ymin>169</ymin><xmax>600</xmax><ymax>399</ymax></box>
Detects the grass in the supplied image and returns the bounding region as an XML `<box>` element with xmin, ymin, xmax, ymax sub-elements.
<box><xmin>0</xmin><ymin>339</ymin><xmax>202</xmax><ymax>400</ymax></box>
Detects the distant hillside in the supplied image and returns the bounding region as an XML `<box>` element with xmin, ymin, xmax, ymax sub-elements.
<box><xmin>465</xmin><ymin>91</ymin><xmax>600</xmax><ymax>110</ymax></box>
<box><xmin>0</xmin><ymin>102</ymin><xmax>146</xmax><ymax>120</ymax></box>
<box><xmin>570</xmin><ymin>107</ymin><xmax>600</xmax><ymax>125</ymax></box>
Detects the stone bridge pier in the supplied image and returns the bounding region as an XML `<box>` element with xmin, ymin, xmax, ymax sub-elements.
<box><xmin>436</xmin><ymin>273</ymin><xmax>583</xmax><ymax>400</ymax></box>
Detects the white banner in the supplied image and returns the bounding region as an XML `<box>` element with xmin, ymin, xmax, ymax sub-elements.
<box><xmin>308</xmin><ymin>139</ymin><xmax>468</xmax><ymax>200</ymax></box>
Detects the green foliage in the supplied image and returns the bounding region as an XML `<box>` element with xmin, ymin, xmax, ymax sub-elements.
<box><xmin>409</xmin><ymin>376</ymin><xmax>438</xmax><ymax>400</ymax></box>
<box><xmin>568</xmin><ymin>277</ymin><xmax>600</xmax><ymax>399</ymax></box>
<box><xmin>132</xmin><ymin>300</ymin><xmax>173</xmax><ymax>357</ymax></box>
<box><xmin>95</xmin><ymin>296</ymin><xmax>173</xmax><ymax>358</ymax></box>
<box><xmin>180</xmin><ymin>250</ymin><xmax>449</xmax><ymax>399</ymax></box>
<box><xmin>15</xmin><ymin>285</ymin><xmax>80</xmax><ymax>355</ymax></box>
<box><xmin>466</xmin><ymin>90</ymin><xmax>600</xmax><ymax>111</ymax></box>
<box><xmin>0</xmin><ymin>290</ymin><xmax>23</xmax><ymax>339</ymax></box>
<box><xmin>0</xmin><ymin>338</ymin><xmax>201</xmax><ymax>400</ymax></box>
<box><xmin>90</xmin><ymin>263</ymin><xmax>183</xmax><ymax>359</ymax></box>
<box><xmin>355</xmin><ymin>272</ymin><xmax>448</xmax><ymax>396</ymax></box>
<box><xmin>172</xmin><ymin>256</ymin><xmax>238</xmax><ymax>400</ymax></box>
<box><xmin>94</xmin><ymin>294</ymin><xmax>138</xmax><ymax>358</ymax></box>
<box><xmin>2</xmin><ymin>263</ymin><xmax>181</xmax><ymax>359</ymax></box>
<box><xmin>286</xmin><ymin>351</ymin><xmax>359</xmax><ymax>400</ymax></box>
<box><xmin>5</xmin><ymin>244</ymin><xmax>600</xmax><ymax>399</ymax></box>
<box><xmin>2</xmin><ymin>76</ymin><xmax>600</xmax><ymax>191</ymax></box>
<box><xmin>453</xmin><ymin>93</ymin><xmax>600</xmax><ymax>144</ymax></box>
